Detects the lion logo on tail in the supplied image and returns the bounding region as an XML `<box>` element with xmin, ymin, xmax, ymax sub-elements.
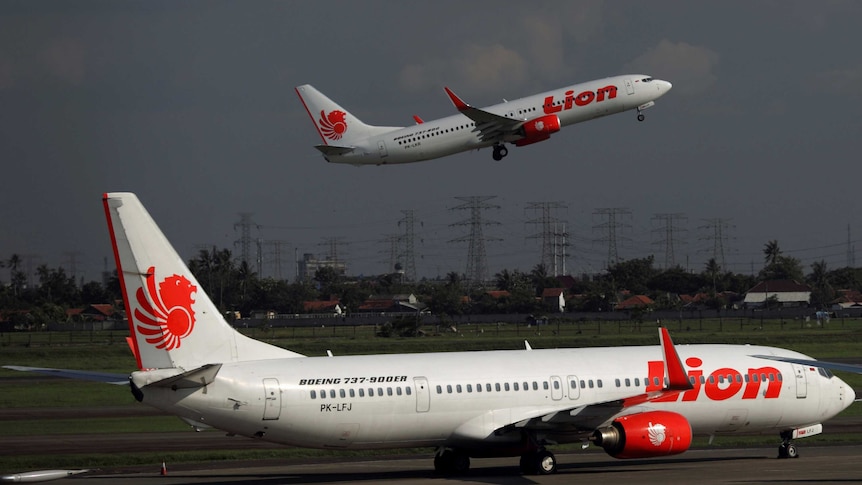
<box><xmin>134</xmin><ymin>266</ymin><xmax>197</xmax><ymax>350</ymax></box>
<box><xmin>319</xmin><ymin>109</ymin><xmax>348</xmax><ymax>140</ymax></box>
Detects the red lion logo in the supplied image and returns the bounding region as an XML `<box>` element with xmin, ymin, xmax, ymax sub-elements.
<box><xmin>318</xmin><ymin>109</ymin><xmax>348</xmax><ymax>140</ymax></box>
<box><xmin>134</xmin><ymin>266</ymin><xmax>197</xmax><ymax>350</ymax></box>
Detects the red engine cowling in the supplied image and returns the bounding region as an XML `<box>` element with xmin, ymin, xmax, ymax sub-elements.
<box><xmin>591</xmin><ymin>411</ymin><xmax>692</xmax><ymax>459</ymax></box>
<box><xmin>514</xmin><ymin>114</ymin><xmax>561</xmax><ymax>147</ymax></box>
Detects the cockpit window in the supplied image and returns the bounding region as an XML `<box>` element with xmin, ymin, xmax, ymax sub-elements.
<box><xmin>817</xmin><ymin>367</ymin><xmax>834</xmax><ymax>379</ymax></box>
<box><xmin>642</xmin><ymin>77</ymin><xmax>653</xmax><ymax>82</ymax></box>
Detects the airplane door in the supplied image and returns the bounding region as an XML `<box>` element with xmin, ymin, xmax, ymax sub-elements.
<box><xmin>792</xmin><ymin>364</ymin><xmax>808</xmax><ymax>399</ymax></box>
<box><xmin>625</xmin><ymin>78</ymin><xmax>634</xmax><ymax>95</ymax></box>
<box><xmin>414</xmin><ymin>377</ymin><xmax>430</xmax><ymax>412</ymax></box>
<box><xmin>566</xmin><ymin>375</ymin><xmax>580</xmax><ymax>400</ymax></box>
<box><xmin>378</xmin><ymin>140</ymin><xmax>388</xmax><ymax>158</ymax></box>
<box><xmin>262</xmin><ymin>378</ymin><xmax>281</xmax><ymax>420</ymax></box>
<box><xmin>550</xmin><ymin>376</ymin><xmax>563</xmax><ymax>401</ymax></box>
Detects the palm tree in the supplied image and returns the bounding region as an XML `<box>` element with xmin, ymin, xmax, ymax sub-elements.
<box><xmin>763</xmin><ymin>240</ymin><xmax>781</xmax><ymax>266</ymax></box>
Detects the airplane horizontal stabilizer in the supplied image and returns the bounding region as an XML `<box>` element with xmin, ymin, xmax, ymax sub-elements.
<box><xmin>146</xmin><ymin>363</ymin><xmax>223</xmax><ymax>389</ymax></box>
<box><xmin>314</xmin><ymin>145</ymin><xmax>355</xmax><ymax>156</ymax></box>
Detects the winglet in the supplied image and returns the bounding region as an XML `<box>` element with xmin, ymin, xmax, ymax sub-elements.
<box><xmin>444</xmin><ymin>86</ymin><xmax>470</xmax><ymax>111</ymax></box>
<box><xmin>660</xmin><ymin>327</ymin><xmax>693</xmax><ymax>390</ymax></box>
<box><xmin>412</xmin><ymin>115</ymin><xmax>424</xmax><ymax>124</ymax></box>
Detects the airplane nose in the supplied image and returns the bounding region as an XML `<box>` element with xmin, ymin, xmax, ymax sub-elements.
<box><xmin>845</xmin><ymin>383</ymin><xmax>856</xmax><ymax>408</ymax></box>
<box><xmin>659</xmin><ymin>80</ymin><xmax>672</xmax><ymax>92</ymax></box>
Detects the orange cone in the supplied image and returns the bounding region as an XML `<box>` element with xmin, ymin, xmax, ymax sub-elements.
<box><xmin>160</xmin><ymin>461</ymin><xmax>167</xmax><ymax>475</ymax></box>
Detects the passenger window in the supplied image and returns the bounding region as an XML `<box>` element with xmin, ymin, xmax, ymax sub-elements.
<box><xmin>467</xmin><ymin>384</ymin><xmax>473</xmax><ymax>393</ymax></box>
<box><xmin>486</xmin><ymin>383</ymin><xmax>492</xmax><ymax>392</ymax></box>
<box><xmin>396</xmin><ymin>387</ymin><xmax>402</xmax><ymax>396</ymax></box>
<box><xmin>532</xmin><ymin>382</ymin><xmax>538</xmax><ymax>390</ymax></box>
<box><xmin>588</xmin><ymin>380</ymin><xmax>594</xmax><ymax>389</ymax></box>
<box><xmin>553</xmin><ymin>380</ymin><xmax>560</xmax><ymax>390</ymax></box>
<box><xmin>369</xmin><ymin>388</ymin><xmax>375</xmax><ymax>397</ymax></box>
<box><xmin>406</xmin><ymin>387</ymin><xmax>412</xmax><ymax>395</ymax></box>
<box><xmin>513</xmin><ymin>382</ymin><xmax>519</xmax><ymax>391</ymax></box>
<box><xmin>378</xmin><ymin>387</ymin><xmax>383</xmax><ymax>396</ymax></box>
<box><xmin>310</xmin><ymin>390</ymin><xmax>317</xmax><ymax>399</ymax></box>
<box><xmin>456</xmin><ymin>384</ymin><xmax>462</xmax><ymax>393</ymax></box>
<box><xmin>436</xmin><ymin>385</ymin><xmax>442</xmax><ymax>394</ymax></box>
<box><xmin>447</xmin><ymin>385</ymin><xmax>453</xmax><ymax>394</ymax></box>
<box><xmin>597</xmin><ymin>380</ymin><xmax>603</xmax><ymax>388</ymax></box>
<box><xmin>543</xmin><ymin>382</ymin><xmax>549</xmax><ymax>390</ymax></box>
<box><xmin>615</xmin><ymin>379</ymin><xmax>621</xmax><ymax>387</ymax></box>
<box><xmin>504</xmin><ymin>383</ymin><xmax>510</xmax><ymax>391</ymax></box>
<box><xmin>359</xmin><ymin>388</ymin><xmax>365</xmax><ymax>397</ymax></box>
<box><xmin>495</xmin><ymin>383</ymin><xmax>501</xmax><ymax>392</ymax></box>
<box><xmin>387</xmin><ymin>387</ymin><xmax>393</xmax><ymax>396</ymax></box>
<box><xmin>580</xmin><ymin>380</ymin><xmax>585</xmax><ymax>388</ymax></box>
<box><xmin>329</xmin><ymin>390</ymin><xmax>336</xmax><ymax>399</ymax></box>
<box><xmin>625</xmin><ymin>378</ymin><xmax>631</xmax><ymax>387</ymax></box>
<box><xmin>340</xmin><ymin>389</ymin><xmax>346</xmax><ymax>398</ymax></box>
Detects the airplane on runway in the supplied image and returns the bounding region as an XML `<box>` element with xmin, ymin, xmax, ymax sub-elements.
<box><xmin>4</xmin><ymin>192</ymin><xmax>855</xmax><ymax>476</ymax></box>
<box><xmin>295</xmin><ymin>74</ymin><xmax>672</xmax><ymax>165</ymax></box>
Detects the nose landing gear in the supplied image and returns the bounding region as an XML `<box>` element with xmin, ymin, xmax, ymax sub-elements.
<box><xmin>778</xmin><ymin>431</ymin><xmax>799</xmax><ymax>459</ymax></box>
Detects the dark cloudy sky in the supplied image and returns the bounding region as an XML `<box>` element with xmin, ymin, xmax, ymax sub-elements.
<box><xmin>1</xmin><ymin>0</ymin><xmax>860</xmax><ymax>284</ymax></box>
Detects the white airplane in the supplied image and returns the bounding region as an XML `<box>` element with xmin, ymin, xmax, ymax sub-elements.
<box><xmin>295</xmin><ymin>74</ymin><xmax>672</xmax><ymax>165</ymax></box>
<box><xmin>5</xmin><ymin>193</ymin><xmax>856</xmax><ymax>476</ymax></box>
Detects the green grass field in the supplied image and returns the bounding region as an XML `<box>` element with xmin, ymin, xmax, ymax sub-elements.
<box><xmin>1</xmin><ymin>318</ymin><xmax>861</xmax><ymax>472</ymax></box>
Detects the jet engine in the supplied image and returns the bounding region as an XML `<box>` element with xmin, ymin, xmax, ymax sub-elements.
<box><xmin>591</xmin><ymin>411</ymin><xmax>692</xmax><ymax>459</ymax></box>
<box><xmin>514</xmin><ymin>114</ymin><xmax>561</xmax><ymax>146</ymax></box>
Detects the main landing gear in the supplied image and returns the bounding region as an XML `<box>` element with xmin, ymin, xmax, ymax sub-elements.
<box><xmin>432</xmin><ymin>446</ymin><xmax>558</xmax><ymax>475</ymax></box>
<box><xmin>519</xmin><ymin>448</ymin><xmax>557</xmax><ymax>475</ymax></box>
<box><xmin>433</xmin><ymin>448</ymin><xmax>470</xmax><ymax>475</ymax></box>
<box><xmin>492</xmin><ymin>143</ymin><xmax>508</xmax><ymax>161</ymax></box>
<box><xmin>777</xmin><ymin>431</ymin><xmax>799</xmax><ymax>459</ymax></box>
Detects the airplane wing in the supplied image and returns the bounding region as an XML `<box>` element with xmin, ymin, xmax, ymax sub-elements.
<box><xmin>444</xmin><ymin>87</ymin><xmax>524</xmax><ymax>143</ymax></box>
<box><xmin>752</xmin><ymin>355</ymin><xmax>862</xmax><ymax>374</ymax></box>
<box><xmin>3</xmin><ymin>365</ymin><xmax>129</xmax><ymax>385</ymax></box>
<box><xmin>452</xmin><ymin>328</ymin><xmax>694</xmax><ymax>441</ymax></box>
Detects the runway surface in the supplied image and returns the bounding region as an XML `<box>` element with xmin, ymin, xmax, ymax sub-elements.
<box><xmin>46</xmin><ymin>445</ymin><xmax>862</xmax><ymax>484</ymax></box>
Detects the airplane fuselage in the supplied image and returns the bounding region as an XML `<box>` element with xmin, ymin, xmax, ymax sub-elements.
<box><xmin>320</xmin><ymin>75</ymin><xmax>668</xmax><ymax>165</ymax></box>
<box><xmin>135</xmin><ymin>343</ymin><xmax>852</xmax><ymax>453</ymax></box>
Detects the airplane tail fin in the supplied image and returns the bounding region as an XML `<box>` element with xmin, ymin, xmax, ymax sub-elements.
<box><xmin>103</xmin><ymin>192</ymin><xmax>303</xmax><ymax>371</ymax></box>
<box><xmin>295</xmin><ymin>84</ymin><xmax>401</xmax><ymax>147</ymax></box>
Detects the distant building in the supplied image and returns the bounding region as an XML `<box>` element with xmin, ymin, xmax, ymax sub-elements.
<box><xmin>743</xmin><ymin>280</ymin><xmax>812</xmax><ymax>308</ymax></box>
<box><xmin>616</xmin><ymin>295</ymin><xmax>654</xmax><ymax>311</ymax></box>
<box><xmin>303</xmin><ymin>299</ymin><xmax>343</xmax><ymax>315</ymax></box>
<box><xmin>297</xmin><ymin>253</ymin><xmax>347</xmax><ymax>281</ymax></box>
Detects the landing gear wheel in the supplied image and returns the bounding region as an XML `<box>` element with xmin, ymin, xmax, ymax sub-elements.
<box><xmin>637</xmin><ymin>112</ymin><xmax>645</xmax><ymax>122</ymax></box>
<box><xmin>778</xmin><ymin>443</ymin><xmax>799</xmax><ymax>459</ymax></box>
<box><xmin>519</xmin><ymin>449</ymin><xmax>557</xmax><ymax>475</ymax></box>
<box><xmin>536</xmin><ymin>449</ymin><xmax>557</xmax><ymax>474</ymax></box>
<box><xmin>777</xmin><ymin>431</ymin><xmax>799</xmax><ymax>459</ymax></box>
<box><xmin>492</xmin><ymin>144</ymin><xmax>508</xmax><ymax>161</ymax></box>
<box><xmin>434</xmin><ymin>448</ymin><xmax>470</xmax><ymax>475</ymax></box>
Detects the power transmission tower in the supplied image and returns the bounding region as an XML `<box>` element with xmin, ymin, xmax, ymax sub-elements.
<box><xmin>398</xmin><ymin>209</ymin><xmax>420</xmax><ymax>282</ymax></box>
<box><xmin>63</xmin><ymin>251</ymin><xmax>82</xmax><ymax>281</ymax></box>
<box><xmin>233</xmin><ymin>213</ymin><xmax>259</xmax><ymax>268</ymax></box>
<box><xmin>651</xmin><ymin>213</ymin><xmax>687</xmax><ymax>269</ymax></box>
<box><xmin>593</xmin><ymin>208</ymin><xmax>631</xmax><ymax>267</ymax></box>
<box><xmin>261</xmin><ymin>240</ymin><xmax>290</xmax><ymax>280</ymax></box>
<box><xmin>379</xmin><ymin>234</ymin><xmax>400</xmax><ymax>274</ymax></box>
<box><xmin>526</xmin><ymin>202</ymin><xmax>568</xmax><ymax>276</ymax></box>
<box><xmin>848</xmin><ymin>224</ymin><xmax>856</xmax><ymax>268</ymax></box>
<box><xmin>449</xmin><ymin>196</ymin><xmax>501</xmax><ymax>288</ymax></box>
<box><xmin>319</xmin><ymin>237</ymin><xmax>349</xmax><ymax>266</ymax></box>
<box><xmin>699</xmin><ymin>218</ymin><xmax>734</xmax><ymax>271</ymax></box>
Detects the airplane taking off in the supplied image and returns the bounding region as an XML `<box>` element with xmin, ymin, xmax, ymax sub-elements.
<box><xmin>296</xmin><ymin>74</ymin><xmax>672</xmax><ymax>165</ymax></box>
<box><xmin>4</xmin><ymin>193</ymin><xmax>855</xmax><ymax>476</ymax></box>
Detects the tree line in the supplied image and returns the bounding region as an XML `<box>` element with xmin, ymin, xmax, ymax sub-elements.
<box><xmin>1</xmin><ymin>241</ymin><xmax>860</xmax><ymax>326</ymax></box>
